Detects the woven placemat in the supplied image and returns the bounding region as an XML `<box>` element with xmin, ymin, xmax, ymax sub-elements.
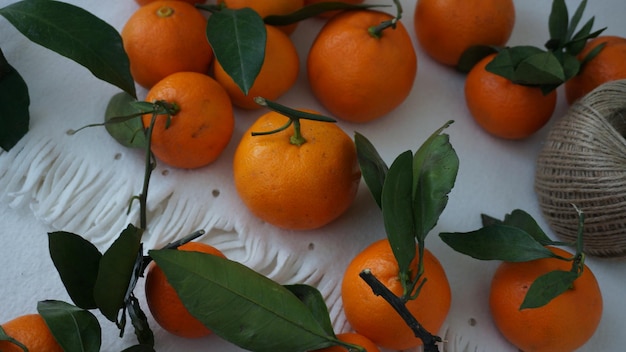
<box><xmin>535</xmin><ymin>79</ymin><xmax>626</xmax><ymax>257</ymax></box>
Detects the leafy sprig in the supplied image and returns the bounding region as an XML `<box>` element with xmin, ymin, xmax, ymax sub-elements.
<box><xmin>458</xmin><ymin>0</ymin><xmax>606</xmax><ymax>94</ymax></box>
<box><xmin>440</xmin><ymin>207</ymin><xmax>588</xmax><ymax>309</ymax></box>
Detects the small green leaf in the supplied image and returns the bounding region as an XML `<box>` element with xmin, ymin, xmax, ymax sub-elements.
<box><xmin>548</xmin><ymin>0</ymin><xmax>569</xmax><ymax>48</ymax></box>
<box><xmin>440</xmin><ymin>224</ymin><xmax>560</xmax><ymax>262</ymax></box>
<box><xmin>48</xmin><ymin>231</ymin><xmax>102</xmax><ymax>310</ymax></box>
<box><xmin>206</xmin><ymin>8</ymin><xmax>266</xmax><ymax>95</ymax></box>
<box><xmin>38</xmin><ymin>300</ymin><xmax>101</xmax><ymax>352</ymax></box>
<box><xmin>382</xmin><ymin>150</ymin><xmax>417</xmax><ymax>287</ymax></box>
<box><xmin>104</xmin><ymin>92</ymin><xmax>147</xmax><ymax>149</ymax></box>
<box><xmin>579</xmin><ymin>41</ymin><xmax>606</xmax><ymax>67</ymax></box>
<box><xmin>561</xmin><ymin>53</ymin><xmax>582</xmax><ymax>81</ymax></box>
<box><xmin>354</xmin><ymin>132</ymin><xmax>389</xmax><ymax>208</ymax></box>
<box><xmin>501</xmin><ymin>210</ymin><xmax>556</xmax><ymax>246</ymax></box>
<box><xmin>284</xmin><ymin>284</ymin><xmax>335</xmax><ymax>337</ymax></box>
<box><xmin>566</xmin><ymin>0</ymin><xmax>587</xmax><ymax>40</ymax></box>
<box><xmin>264</xmin><ymin>2</ymin><xmax>388</xmax><ymax>26</ymax></box>
<box><xmin>127</xmin><ymin>296</ymin><xmax>154</xmax><ymax>346</ymax></box>
<box><xmin>0</xmin><ymin>0</ymin><xmax>136</xmax><ymax>97</ymax></box>
<box><xmin>0</xmin><ymin>48</ymin><xmax>29</xmax><ymax>152</ymax></box>
<box><xmin>0</xmin><ymin>325</ymin><xmax>28</xmax><ymax>351</ymax></box>
<box><xmin>148</xmin><ymin>249</ymin><xmax>336</xmax><ymax>352</ymax></box>
<box><xmin>485</xmin><ymin>46</ymin><xmax>544</xmax><ymax>81</ymax></box>
<box><xmin>93</xmin><ymin>224</ymin><xmax>143</xmax><ymax>322</ymax></box>
<box><xmin>412</xmin><ymin>121</ymin><xmax>458</xmax><ymax>243</ymax></box>
<box><xmin>456</xmin><ymin>45</ymin><xmax>499</xmax><ymax>73</ymax></box>
<box><xmin>520</xmin><ymin>270</ymin><xmax>579</xmax><ymax>309</ymax></box>
<box><xmin>512</xmin><ymin>51</ymin><xmax>565</xmax><ymax>86</ymax></box>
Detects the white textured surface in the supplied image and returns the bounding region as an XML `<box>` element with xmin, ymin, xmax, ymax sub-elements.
<box><xmin>1</xmin><ymin>0</ymin><xmax>625</xmax><ymax>351</ymax></box>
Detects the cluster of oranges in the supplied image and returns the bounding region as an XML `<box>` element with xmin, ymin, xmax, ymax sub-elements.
<box><xmin>3</xmin><ymin>1</ymin><xmax>615</xmax><ymax>352</ymax></box>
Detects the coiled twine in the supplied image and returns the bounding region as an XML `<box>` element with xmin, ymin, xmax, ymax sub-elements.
<box><xmin>535</xmin><ymin>79</ymin><xmax>626</xmax><ymax>257</ymax></box>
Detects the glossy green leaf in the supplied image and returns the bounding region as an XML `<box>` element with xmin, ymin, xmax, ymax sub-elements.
<box><xmin>0</xmin><ymin>0</ymin><xmax>136</xmax><ymax>98</ymax></box>
<box><xmin>548</xmin><ymin>0</ymin><xmax>569</xmax><ymax>46</ymax></box>
<box><xmin>127</xmin><ymin>295</ymin><xmax>154</xmax><ymax>346</ymax></box>
<box><xmin>0</xmin><ymin>325</ymin><xmax>27</xmax><ymax>351</ymax></box>
<box><xmin>382</xmin><ymin>150</ymin><xmax>416</xmax><ymax>285</ymax></box>
<box><xmin>0</xmin><ymin>49</ymin><xmax>29</xmax><ymax>152</ymax></box>
<box><xmin>456</xmin><ymin>45</ymin><xmax>499</xmax><ymax>73</ymax></box>
<box><xmin>93</xmin><ymin>224</ymin><xmax>143</xmax><ymax>322</ymax></box>
<box><xmin>500</xmin><ymin>210</ymin><xmax>555</xmax><ymax>246</ymax></box>
<box><xmin>37</xmin><ymin>300</ymin><xmax>101</xmax><ymax>352</ymax></box>
<box><xmin>440</xmin><ymin>224</ymin><xmax>559</xmax><ymax>262</ymax></box>
<box><xmin>264</xmin><ymin>2</ymin><xmax>387</xmax><ymax>25</ymax></box>
<box><xmin>512</xmin><ymin>51</ymin><xmax>565</xmax><ymax>86</ymax></box>
<box><xmin>48</xmin><ymin>231</ymin><xmax>102</xmax><ymax>309</ymax></box>
<box><xmin>520</xmin><ymin>270</ymin><xmax>579</xmax><ymax>309</ymax></box>
<box><xmin>148</xmin><ymin>249</ymin><xmax>336</xmax><ymax>352</ymax></box>
<box><xmin>206</xmin><ymin>8</ymin><xmax>266</xmax><ymax>95</ymax></box>
<box><xmin>485</xmin><ymin>46</ymin><xmax>544</xmax><ymax>81</ymax></box>
<box><xmin>412</xmin><ymin>121</ymin><xmax>458</xmax><ymax>243</ymax></box>
<box><xmin>354</xmin><ymin>131</ymin><xmax>388</xmax><ymax>208</ymax></box>
<box><xmin>104</xmin><ymin>92</ymin><xmax>147</xmax><ymax>149</ymax></box>
<box><xmin>284</xmin><ymin>284</ymin><xmax>335</xmax><ymax>337</ymax></box>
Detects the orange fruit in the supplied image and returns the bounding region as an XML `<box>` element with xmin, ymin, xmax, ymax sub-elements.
<box><xmin>304</xmin><ymin>0</ymin><xmax>365</xmax><ymax>19</ymax></box>
<box><xmin>217</xmin><ymin>0</ymin><xmax>304</xmax><ymax>35</ymax></box>
<box><xmin>145</xmin><ymin>242</ymin><xmax>227</xmax><ymax>338</ymax></box>
<box><xmin>213</xmin><ymin>25</ymin><xmax>299</xmax><ymax>110</ymax></box>
<box><xmin>307</xmin><ymin>10</ymin><xmax>417</xmax><ymax>123</ymax></box>
<box><xmin>121</xmin><ymin>1</ymin><xmax>214</xmax><ymax>89</ymax></box>
<box><xmin>135</xmin><ymin>0</ymin><xmax>205</xmax><ymax>6</ymax></box>
<box><xmin>233</xmin><ymin>110</ymin><xmax>361</xmax><ymax>230</ymax></box>
<box><xmin>314</xmin><ymin>332</ymin><xmax>380</xmax><ymax>352</ymax></box>
<box><xmin>414</xmin><ymin>0</ymin><xmax>515</xmax><ymax>66</ymax></box>
<box><xmin>464</xmin><ymin>54</ymin><xmax>557</xmax><ymax>139</ymax></box>
<box><xmin>0</xmin><ymin>314</ymin><xmax>63</xmax><ymax>352</ymax></box>
<box><xmin>490</xmin><ymin>246</ymin><xmax>603</xmax><ymax>352</ymax></box>
<box><xmin>565</xmin><ymin>35</ymin><xmax>626</xmax><ymax>104</ymax></box>
<box><xmin>142</xmin><ymin>71</ymin><xmax>234</xmax><ymax>169</ymax></box>
<box><xmin>341</xmin><ymin>239</ymin><xmax>451</xmax><ymax>350</ymax></box>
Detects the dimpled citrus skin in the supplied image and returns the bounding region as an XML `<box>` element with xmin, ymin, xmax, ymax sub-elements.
<box><xmin>0</xmin><ymin>314</ymin><xmax>63</xmax><ymax>352</ymax></box>
<box><xmin>490</xmin><ymin>246</ymin><xmax>603</xmax><ymax>352</ymax></box>
<box><xmin>233</xmin><ymin>110</ymin><xmax>361</xmax><ymax>230</ymax></box>
<box><xmin>142</xmin><ymin>72</ymin><xmax>234</xmax><ymax>169</ymax></box>
<box><xmin>414</xmin><ymin>0</ymin><xmax>515</xmax><ymax>66</ymax></box>
<box><xmin>307</xmin><ymin>10</ymin><xmax>417</xmax><ymax>123</ymax></box>
<box><xmin>341</xmin><ymin>239</ymin><xmax>451</xmax><ymax>350</ymax></box>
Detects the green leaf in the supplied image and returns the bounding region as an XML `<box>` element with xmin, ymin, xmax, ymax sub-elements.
<box><xmin>485</xmin><ymin>46</ymin><xmax>545</xmax><ymax>81</ymax></box>
<box><xmin>126</xmin><ymin>296</ymin><xmax>154</xmax><ymax>346</ymax></box>
<box><xmin>548</xmin><ymin>0</ymin><xmax>569</xmax><ymax>47</ymax></box>
<box><xmin>566</xmin><ymin>0</ymin><xmax>587</xmax><ymax>40</ymax></box>
<box><xmin>354</xmin><ymin>132</ymin><xmax>388</xmax><ymax>208</ymax></box>
<box><xmin>0</xmin><ymin>0</ymin><xmax>136</xmax><ymax>98</ymax></box>
<box><xmin>37</xmin><ymin>300</ymin><xmax>101</xmax><ymax>352</ymax></box>
<box><xmin>48</xmin><ymin>231</ymin><xmax>102</xmax><ymax>310</ymax></box>
<box><xmin>500</xmin><ymin>210</ymin><xmax>555</xmax><ymax>246</ymax></box>
<box><xmin>561</xmin><ymin>53</ymin><xmax>582</xmax><ymax>81</ymax></box>
<box><xmin>520</xmin><ymin>270</ymin><xmax>579</xmax><ymax>309</ymax></box>
<box><xmin>0</xmin><ymin>48</ymin><xmax>29</xmax><ymax>152</ymax></box>
<box><xmin>264</xmin><ymin>2</ymin><xmax>387</xmax><ymax>26</ymax></box>
<box><xmin>439</xmin><ymin>224</ymin><xmax>560</xmax><ymax>262</ymax></box>
<box><xmin>104</xmin><ymin>92</ymin><xmax>147</xmax><ymax>149</ymax></box>
<box><xmin>512</xmin><ymin>51</ymin><xmax>565</xmax><ymax>86</ymax></box>
<box><xmin>148</xmin><ymin>249</ymin><xmax>336</xmax><ymax>352</ymax></box>
<box><xmin>0</xmin><ymin>325</ymin><xmax>28</xmax><ymax>351</ymax></box>
<box><xmin>284</xmin><ymin>284</ymin><xmax>335</xmax><ymax>338</ymax></box>
<box><xmin>206</xmin><ymin>8</ymin><xmax>266</xmax><ymax>96</ymax></box>
<box><xmin>382</xmin><ymin>150</ymin><xmax>417</xmax><ymax>286</ymax></box>
<box><xmin>93</xmin><ymin>224</ymin><xmax>143</xmax><ymax>322</ymax></box>
<box><xmin>456</xmin><ymin>45</ymin><xmax>499</xmax><ymax>73</ymax></box>
<box><xmin>412</xmin><ymin>121</ymin><xmax>458</xmax><ymax>243</ymax></box>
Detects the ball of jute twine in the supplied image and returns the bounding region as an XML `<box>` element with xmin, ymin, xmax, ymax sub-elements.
<box><xmin>535</xmin><ymin>79</ymin><xmax>626</xmax><ymax>257</ymax></box>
